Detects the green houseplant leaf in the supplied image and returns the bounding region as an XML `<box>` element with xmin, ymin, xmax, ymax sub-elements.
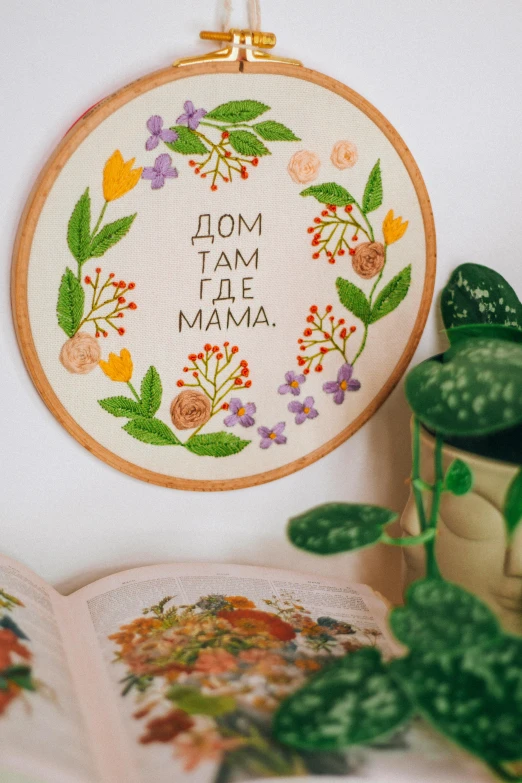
<box><xmin>253</xmin><ymin>120</ymin><xmax>300</xmax><ymax>141</ymax></box>
<box><xmin>205</xmin><ymin>100</ymin><xmax>270</xmax><ymax>123</ymax></box>
<box><xmin>446</xmin><ymin>323</ymin><xmax>522</xmax><ymax>346</ymax></box>
<box><xmin>57</xmin><ymin>267</ymin><xmax>84</xmax><ymax>337</ymax></box>
<box><xmin>389</xmin><ymin>579</ymin><xmax>501</xmax><ymax>655</ymax></box>
<box><xmin>504</xmin><ymin>468</ymin><xmax>522</xmax><ymax>540</ymax></box>
<box><xmin>369</xmin><ymin>265</ymin><xmax>412</xmax><ymax>324</ymax></box>
<box><xmin>88</xmin><ymin>214</ymin><xmax>136</xmax><ymax>258</ymax></box>
<box><xmin>67</xmin><ymin>188</ymin><xmax>91</xmax><ymax>263</ymax></box>
<box><xmin>300</xmin><ymin>183</ymin><xmax>355</xmax><ymax>207</ymax></box>
<box><xmin>444</xmin><ymin>459</ymin><xmax>474</xmax><ymax>495</ymax></box>
<box><xmin>362</xmin><ymin>160</ymin><xmax>383</xmax><ymax>213</ymax></box>
<box><xmin>184</xmin><ymin>432</ymin><xmax>250</xmax><ymax>458</ymax></box>
<box><xmin>405</xmin><ymin>338</ymin><xmax>522</xmax><ymax>436</ymax></box>
<box><xmin>98</xmin><ymin>396</ymin><xmax>144</xmax><ymax>418</ymax></box>
<box><xmin>228</xmin><ymin>130</ymin><xmax>270</xmax><ymax>157</ymax></box>
<box><xmin>123</xmin><ymin>417</ymin><xmax>180</xmax><ymax>446</ymax></box>
<box><xmin>165</xmin><ymin>126</ymin><xmax>209</xmax><ymax>155</ymax></box>
<box><xmin>140</xmin><ymin>366</ymin><xmax>162</xmax><ymax>418</ymax></box>
<box><xmin>273</xmin><ymin>648</ymin><xmax>413</xmax><ymax>751</ymax></box>
<box><xmin>391</xmin><ymin>636</ymin><xmax>522</xmax><ymax>765</ymax></box>
<box><xmin>441</xmin><ymin>263</ymin><xmax>522</xmax><ymax>330</ymax></box>
<box><xmin>336</xmin><ymin>278</ymin><xmax>370</xmax><ymax>324</ymax></box>
<box><xmin>287</xmin><ymin>503</ymin><xmax>398</xmax><ymax>555</ymax></box>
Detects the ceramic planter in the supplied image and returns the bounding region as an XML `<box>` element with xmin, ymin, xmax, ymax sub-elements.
<box><xmin>400</xmin><ymin>426</ymin><xmax>522</xmax><ymax>635</ymax></box>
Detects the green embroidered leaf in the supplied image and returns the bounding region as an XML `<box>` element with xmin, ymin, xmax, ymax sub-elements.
<box><xmin>184</xmin><ymin>432</ymin><xmax>250</xmax><ymax>458</ymax></box>
<box><xmin>504</xmin><ymin>468</ymin><xmax>522</xmax><ymax>540</ymax></box>
<box><xmin>88</xmin><ymin>214</ymin><xmax>136</xmax><ymax>258</ymax></box>
<box><xmin>441</xmin><ymin>263</ymin><xmax>522</xmax><ymax>330</ymax></box>
<box><xmin>165</xmin><ymin>126</ymin><xmax>209</xmax><ymax>155</ymax></box>
<box><xmin>405</xmin><ymin>338</ymin><xmax>522</xmax><ymax>436</ymax></box>
<box><xmin>444</xmin><ymin>459</ymin><xmax>474</xmax><ymax>495</ymax></box>
<box><xmin>140</xmin><ymin>366</ymin><xmax>162</xmax><ymax>418</ymax></box>
<box><xmin>287</xmin><ymin>503</ymin><xmax>398</xmax><ymax>555</ymax></box>
<box><xmin>57</xmin><ymin>268</ymin><xmax>85</xmax><ymax>337</ymax></box>
<box><xmin>389</xmin><ymin>579</ymin><xmax>501</xmax><ymax>655</ymax></box>
<box><xmin>0</xmin><ymin>665</ymin><xmax>36</xmax><ymax>692</ymax></box>
<box><xmin>446</xmin><ymin>323</ymin><xmax>522</xmax><ymax>346</ymax></box>
<box><xmin>369</xmin><ymin>265</ymin><xmax>411</xmax><ymax>324</ymax></box>
<box><xmin>362</xmin><ymin>160</ymin><xmax>383</xmax><ymax>213</ymax></box>
<box><xmin>98</xmin><ymin>396</ymin><xmax>143</xmax><ymax>418</ymax></box>
<box><xmin>253</xmin><ymin>120</ymin><xmax>300</xmax><ymax>141</ymax></box>
<box><xmin>0</xmin><ymin>616</ymin><xmax>29</xmax><ymax>640</ymax></box>
<box><xmin>167</xmin><ymin>685</ymin><xmax>236</xmax><ymax>716</ymax></box>
<box><xmin>274</xmin><ymin>648</ymin><xmax>413</xmax><ymax>751</ymax></box>
<box><xmin>301</xmin><ymin>183</ymin><xmax>355</xmax><ymax>207</ymax></box>
<box><xmin>391</xmin><ymin>637</ymin><xmax>522</xmax><ymax>764</ymax></box>
<box><xmin>123</xmin><ymin>417</ymin><xmax>181</xmax><ymax>446</ymax></box>
<box><xmin>228</xmin><ymin>130</ymin><xmax>270</xmax><ymax>158</ymax></box>
<box><xmin>67</xmin><ymin>188</ymin><xmax>91</xmax><ymax>263</ymax></box>
<box><xmin>336</xmin><ymin>278</ymin><xmax>370</xmax><ymax>324</ymax></box>
<box><xmin>205</xmin><ymin>100</ymin><xmax>270</xmax><ymax>123</ymax></box>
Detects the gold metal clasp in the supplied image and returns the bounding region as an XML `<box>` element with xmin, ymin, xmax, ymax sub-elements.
<box><xmin>173</xmin><ymin>29</ymin><xmax>302</xmax><ymax>67</ymax></box>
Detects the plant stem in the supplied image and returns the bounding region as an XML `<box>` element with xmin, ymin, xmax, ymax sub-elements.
<box><xmin>381</xmin><ymin>528</ymin><xmax>436</xmax><ymax>547</ymax></box>
<box><xmin>352</xmin><ymin>246</ymin><xmax>387</xmax><ymax>365</ymax></box>
<box><xmin>127</xmin><ymin>382</ymin><xmax>140</xmax><ymax>403</ymax></box>
<box><xmin>91</xmin><ymin>201</ymin><xmax>108</xmax><ymax>239</ymax></box>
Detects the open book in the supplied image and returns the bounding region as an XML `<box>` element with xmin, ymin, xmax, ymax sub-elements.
<box><xmin>0</xmin><ymin>555</ymin><xmax>494</xmax><ymax>783</ymax></box>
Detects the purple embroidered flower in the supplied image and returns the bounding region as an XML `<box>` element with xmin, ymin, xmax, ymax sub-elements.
<box><xmin>145</xmin><ymin>116</ymin><xmax>178</xmax><ymax>151</ymax></box>
<box><xmin>288</xmin><ymin>396</ymin><xmax>319</xmax><ymax>425</ymax></box>
<box><xmin>176</xmin><ymin>101</ymin><xmax>207</xmax><ymax>130</ymax></box>
<box><xmin>224</xmin><ymin>398</ymin><xmax>256</xmax><ymax>428</ymax></box>
<box><xmin>278</xmin><ymin>370</ymin><xmax>306</xmax><ymax>396</ymax></box>
<box><xmin>142</xmin><ymin>154</ymin><xmax>178</xmax><ymax>189</ymax></box>
<box><xmin>258</xmin><ymin>422</ymin><xmax>287</xmax><ymax>449</ymax></box>
<box><xmin>323</xmin><ymin>363</ymin><xmax>361</xmax><ymax>404</ymax></box>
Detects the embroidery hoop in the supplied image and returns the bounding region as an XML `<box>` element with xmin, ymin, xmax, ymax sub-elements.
<box><xmin>11</xmin><ymin>57</ymin><xmax>436</xmax><ymax>492</ymax></box>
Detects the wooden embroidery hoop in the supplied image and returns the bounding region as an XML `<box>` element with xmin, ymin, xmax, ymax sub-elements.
<box><xmin>11</xmin><ymin>54</ymin><xmax>436</xmax><ymax>492</ymax></box>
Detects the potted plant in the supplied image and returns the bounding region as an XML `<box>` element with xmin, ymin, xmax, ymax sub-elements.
<box><xmin>272</xmin><ymin>264</ymin><xmax>522</xmax><ymax>780</ymax></box>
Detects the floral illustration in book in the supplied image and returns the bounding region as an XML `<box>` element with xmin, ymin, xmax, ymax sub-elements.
<box><xmin>0</xmin><ymin>589</ymin><xmax>37</xmax><ymax>717</ymax></box>
<box><xmin>109</xmin><ymin>592</ymin><xmax>389</xmax><ymax>780</ymax></box>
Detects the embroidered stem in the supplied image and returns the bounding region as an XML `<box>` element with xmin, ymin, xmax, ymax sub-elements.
<box><xmin>352</xmin><ymin>245</ymin><xmax>388</xmax><ymax>365</ymax></box>
<box><xmin>127</xmin><ymin>382</ymin><xmax>140</xmax><ymax>402</ymax></box>
<box><xmin>91</xmin><ymin>201</ymin><xmax>108</xmax><ymax>240</ymax></box>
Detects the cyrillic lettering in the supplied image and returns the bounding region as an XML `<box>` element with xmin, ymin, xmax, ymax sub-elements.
<box><xmin>235</xmin><ymin>249</ymin><xmax>259</xmax><ymax>269</ymax></box>
<box><xmin>214</xmin><ymin>252</ymin><xmax>232</xmax><ymax>271</ymax></box>
<box><xmin>238</xmin><ymin>213</ymin><xmax>262</xmax><ymax>235</ymax></box>
<box><xmin>218</xmin><ymin>214</ymin><xmax>235</xmax><ymax>238</ymax></box>
<box><xmin>206</xmin><ymin>309</ymin><xmax>221</xmax><ymax>330</ymax></box>
<box><xmin>198</xmin><ymin>250</ymin><xmax>210</xmax><ymax>273</ymax></box>
<box><xmin>253</xmin><ymin>306</ymin><xmax>270</xmax><ymax>327</ymax></box>
<box><xmin>192</xmin><ymin>215</ymin><xmax>214</xmax><ymax>244</ymax></box>
<box><xmin>227</xmin><ymin>307</ymin><xmax>251</xmax><ymax>328</ymax></box>
<box><xmin>212</xmin><ymin>279</ymin><xmax>235</xmax><ymax>304</ymax></box>
<box><xmin>242</xmin><ymin>277</ymin><xmax>254</xmax><ymax>299</ymax></box>
<box><xmin>179</xmin><ymin>310</ymin><xmax>202</xmax><ymax>331</ymax></box>
<box><xmin>199</xmin><ymin>278</ymin><xmax>211</xmax><ymax>299</ymax></box>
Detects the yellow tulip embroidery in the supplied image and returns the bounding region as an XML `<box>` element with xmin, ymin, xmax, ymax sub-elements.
<box><xmin>103</xmin><ymin>150</ymin><xmax>142</xmax><ymax>202</ymax></box>
<box><xmin>99</xmin><ymin>348</ymin><xmax>134</xmax><ymax>383</ymax></box>
<box><xmin>383</xmin><ymin>209</ymin><xmax>409</xmax><ymax>245</ymax></box>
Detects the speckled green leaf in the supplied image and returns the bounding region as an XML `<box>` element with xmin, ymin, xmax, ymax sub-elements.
<box><xmin>391</xmin><ymin>636</ymin><xmax>522</xmax><ymax>763</ymax></box>
<box><xmin>273</xmin><ymin>648</ymin><xmax>413</xmax><ymax>751</ymax></box>
<box><xmin>389</xmin><ymin>579</ymin><xmax>501</xmax><ymax>654</ymax></box>
<box><xmin>446</xmin><ymin>323</ymin><xmax>522</xmax><ymax>346</ymax></box>
<box><xmin>301</xmin><ymin>183</ymin><xmax>356</xmax><ymax>207</ymax></box>
<box><xmin>405</xmin><ymin>338</ymin><xmax>522</xmax><ymax>436</ymax></box>
<box><xmin>287</xmin><ymin>503</ymin><xmax>398</xmax><ymax>555</ymax></box>
<box><xmin>444</xmin><ymin>459</ymin><xmax>474</xmax><ymax>495</ymax></box>
<box><xmin>504</xmin><ymin>468</ymin><xmax>522</xmax><ymax>540</ymax></box>
<box><xmin>441</xmin><ymin>263</ymin><xmax>522</xmax><ymax>330</ymax></box>
<box><xmin>184</xmin><ymin>432</ymin><xmax>250</xmax><ymax>457</ymax></box>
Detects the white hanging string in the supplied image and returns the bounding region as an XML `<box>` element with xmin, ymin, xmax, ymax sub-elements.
<box><xmin>220</xmin><ymin>0</ymin><xmax>262</xmax><ymax>32</ymax></box>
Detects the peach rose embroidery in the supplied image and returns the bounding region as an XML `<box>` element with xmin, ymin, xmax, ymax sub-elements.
<box><xmin>59</xmin><ymin>332</ymin><xmax>101</xmax><ymax>374</ymax></box>
<box><xmin>331</xmin><ymin>141</ymin><xmax>358</xmax><ymax>170</ymax></box>
<box><xmin>352</xmin><ymin>242</ymin><xmax>385</xmax><ymax>279</ymax></box>
<box><xmin>170</xmin><ymin>390</ymin><xmax>211</xmax><ymax>430</ymax></box>
<box><xmin>288</xmin><ymin>150</ymin><xmax>321</xmax><ymax>184</ymax></box>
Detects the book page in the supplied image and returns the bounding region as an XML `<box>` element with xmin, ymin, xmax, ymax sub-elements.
<box><xmin>0</xmin><ymin>556</ymin><xmax>97</xmax><ymax>783</ymax></box>
<box><xmin>67</xmin><ymin>561</ymin><xmax>491</xmax><ymax>783</ymax></box>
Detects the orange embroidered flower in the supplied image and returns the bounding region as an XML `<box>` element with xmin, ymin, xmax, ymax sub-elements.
<box><xmin>382</xmin><ymin>209</ymin><xmax>408</xmax><ymax>245</ymax></box>
<box><xmin>225</xmin><ymin>596</ymin><xmax>256</xmax><ymax>610</ymax></box>
<box><xmin>103</xmin><ymin>150</ymin><xmax>142</xmax><ymax>202</ymax></box>
<box><xmin>99</xmin><ymin>348</ymin><xmax>133</xmax><ymax>382</ymax></box>
<box><xmin>193</xmin><ymin>648</ymin><xmax>238</xmax><ymax>675</ymax></box>
<box><xmin>217</xmin><ymin>609</ymin><xmax>295</xmax><ymax>642</ymax></box>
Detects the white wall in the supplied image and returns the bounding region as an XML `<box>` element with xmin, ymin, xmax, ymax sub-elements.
<box><xmin>1</xmin><ymin>0</ymin><xmax>521</xmax><ymax>601</ymax></box>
